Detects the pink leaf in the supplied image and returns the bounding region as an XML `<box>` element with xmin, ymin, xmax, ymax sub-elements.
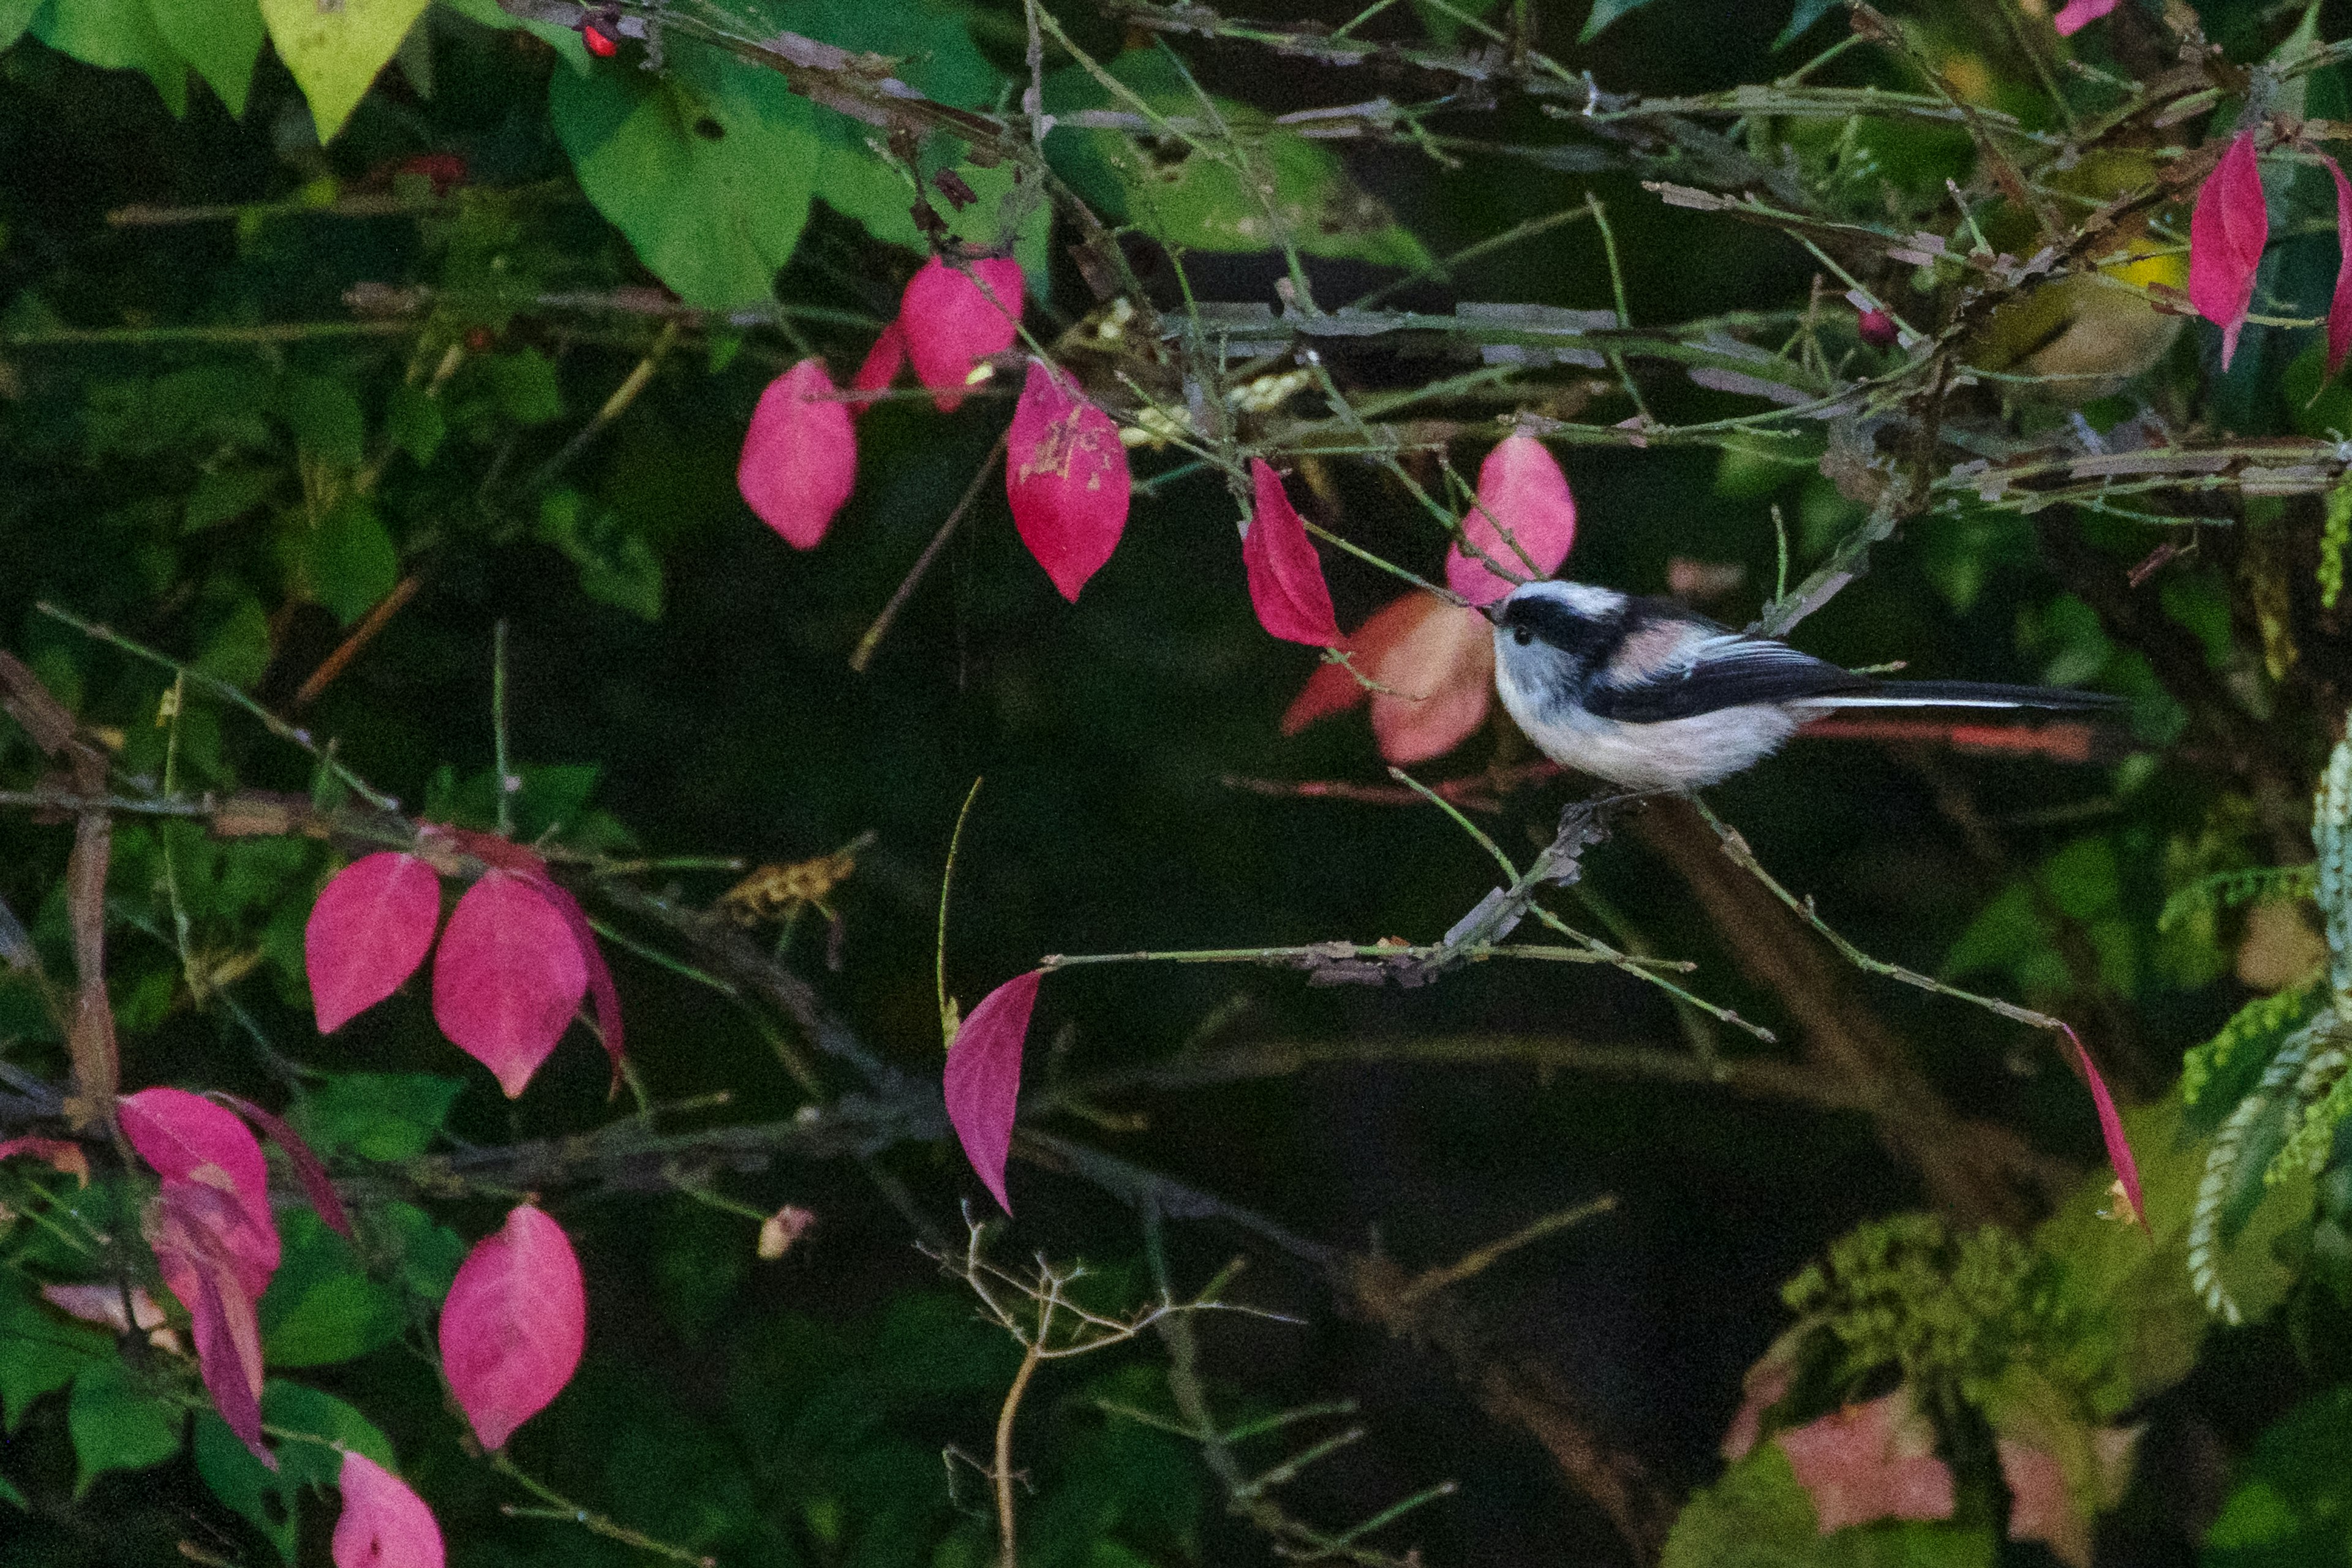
<box><xmin>1366</xmin><ymin>597</ymin><xmax>1496</xmax><ymax>764</ymax></box>
<box><xmin>306</xmin><ymin>853</ymin><xmax>443</xmax><ymax>1033</ymax></box>
<box><xmin>738</xmin><ymin>357</ymin><xmax>858</xmax><ymax>551</ymax></box>
<box><xmin>213</xmin><ymin>1093</ymin><xmax>353</xmax><ymax>1240</ymax></box>
<box><xmin>1775</xmin><ymin>1388</ymin><xmax>1955</xmax><ymax>1534</ymax></box>
<box><xmin>1243</xmin><ymin>460</ymin><xmax>1343</xmax><ymax>646</ymax></box>
<box><xmin>0</xmin><ymin>1136</ymin><xmax>88</xmax><ymax>1185</ymax></box>
<box><xmin>431</xmin><ymin>872</ymin><xmax>589</xmax><ymax>1098</ymax></box>
<box><xmin>2327</xmin><ymin>159</ymin><xmax>2352</xmax><ymax>379</ymax></box>
<box><xmin>146</xmin><ymin>1183</ymin><xmax>272</xmax><ymax>1466</ymax></box>
<box><xmin>439</xmin><ymin>1204</ymin><xmax>586</xmax><ymax>1451</ymax></box>
<box><xmin>119</xmin><ymin>1087</ymin><xmax>279</xmax><ymax>1280</ymax></box>
<box><xmin>1005</xmin><ymin>361</ymin><xmax>1131</xmax><ymax>601</ymax></box>
<box><xmin>943</xmin><ymin>970</ymin><xmax>1042</xmax><ymax>1214</ymax></box>
<box><xmin>900</xmin><ymin>257</ymin><xmax>1025</xmax><ymax>413</ymax></box>
<box><xmin>2061</xmin><ymin>1023</ymin><xmax>2146</xmax><ymax>1232</ymax></box>
<box><xmin>2188</xmin><ymin>132</ymin><xmax>2267</xmax><ymax>369</ymax></box>
<box><xmin>513</xmin><ymin>873</ymin><xmax>625</xmax><ymax>1091</ymax></box>
<box><xmin>851</xmin><ymin>322</ymin><xmax>907</xmax><ymax>404</ymax></box>
<box><xmin>1445</xmin><ymin>435</ymin><xmax>1577</xmax><ymax>606</ymax></box>
<box><xmin>334</xmin><ymin>1450</ymin><xmax>447</xmax><ymax>1568</ymax></box>
<box><xmin>2051</xmin><ymin>0</ymin><xmax>2117</xmax><ymax>34</ymax></box>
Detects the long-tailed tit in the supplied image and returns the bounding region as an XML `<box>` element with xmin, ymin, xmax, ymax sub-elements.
<box><xmin>1490</xmin><ymin>581</ymin><xmax>2123</xmax><ymax>793</ymax></box>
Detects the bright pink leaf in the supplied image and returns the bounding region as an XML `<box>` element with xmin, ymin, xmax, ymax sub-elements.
<box><xmin>738</xmin><ymin>358</ymin><xmax>858</xmax><ymax>551</ymax></box>
<box><xmin>2061</xmin><ymin>1023</ymin><xmax>2146</xmax><ymax>1231</ymax></box>
<box><xmin>1243</xmin><ymin>460</ymin><xmax>1342</xmax><ymax>647</ymax></box>
<box><xmin>943</xmin><ymin>970</ymin><xmax>1043</xmax><ymax>1214</ymax></box>
<box><xmin>146</xmin><ymin>1182</ymin><xmax>273</xmax><ymax>1466</ymax></box>
<box><xmin>213</xmin><ymin>1093</ymin><xmax>353</xmax><ymax>1240</ymax></box>
<box><xmin>431</xmin><ymin>872</ymin><xmax>589</xmax><ymax>1098</ymax></box>
<box><xmin>334</xmin><ymin>1450</ymin><xmax>447</xmax><ymax>1568</ymax></box>
<box><xmin>2188</xmin><ymin>132</ymin><xmax>2268</xmax><ymax>369</ymax></box>
<box><xmin>1775</xmin><ymin>1388</ymin><xmax>1956</xmax><ymax>1534</ymax></box>
<box><xmin>2051</xmin><ymin>0</ymin><xmax>2117</xmax><ymax>34</ymax></box>
<box><xmin>306</xmin><ymin>853</ymin><xmax>443</xmax><ymax>1033</ymax></box>
<box><xmin>1446</xmin><ymin>436</ymin><xmax>1577</xmax><ymax>606</ymax></box>
<box><xmin>1005</xmin><ymin>361</ymin><xmax>1131</xmax><ymax>601</ymax></box>
<box><xmin>900</xmin><ymin>256</ymin><xmax>1025</xmax><ymax>413</ymax></box>
<box><xmin>513</xmin><ymin>873</ymin><xmax>625</xmax><ymax>1090</ymax></box>
<box><xmin>0</xmin><ymin>1136</ymin><xmax>88</xmax><ymax>1185</ymax></box>
<box><xmin>851</xmin><ymin>323</ymin><xmax>907</xmax><ymax>405</ymax></box>
<box><xmin>439</xmin><ymin>1204</ymin><xmax>586</xmax><ymax>1451</ymax></box>
<box><xmin>119</xmin><ymin>1087</ymin><xmax>279</xmax><ymax>1276</ymax></box>
<box><xmin>2326</xmin><ymin>159</ymin><xmax>2352</xmax><ymax>379</ymax></box>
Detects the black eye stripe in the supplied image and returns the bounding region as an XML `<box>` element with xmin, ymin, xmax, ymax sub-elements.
<box><xmin>1501</xmin><ymin>597</ymin><xmax>1618</xmax><ymax>660</ymax></box>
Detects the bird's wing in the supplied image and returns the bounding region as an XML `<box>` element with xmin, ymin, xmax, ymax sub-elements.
<box><xmin>1585</xmin><ymin>635</ymin><xmax>1871</xmax><ymax>723</ymax></box>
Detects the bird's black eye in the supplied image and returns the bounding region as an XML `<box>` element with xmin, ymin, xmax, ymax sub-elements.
<box><xmin>1512</xmin><ymin>626</ymin><xmax>1534</xmax><ymax>647</ymax></box>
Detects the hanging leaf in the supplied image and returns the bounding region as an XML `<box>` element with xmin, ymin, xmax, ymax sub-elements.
<box><xmin>898</xmin><ymin>257</ymin><xmax>1025</xmax><ymax>414</ymax></box>
<box><xmin>1005</xmin><ymin>361</ymin><xmax>1131</xmax><ymax>601</ymax></box>
<box><xmin>306</xmin><ymin>853</ymin><xmax>443</xmax><ymax>1034</ymax></box>
<box><xmin>943</xmin><ymin>970</ymin><xmax>1044</xmax><ymax>1213</ymax></box>
<box><xmin>438</xmin><ymin>1204</ymin><xmax>586</xmax><ymax>1450</ymax></box>
<box><xmin>1446</xmin><ymin>435</ymin><xmax>1577</xmax><ymax>606</ymax></box>
<box><xmin>333</xmin><ymin>1450</ymin><xmax>445</xmax><ymax>1568</ymax></box>
<box><xmin>146</xmin><ymin>1183</ymin><xmax>274</xmax><ymax>1466</ymax></box>
<box><xmin>2325</xmin><ymin>159</ymin><xmax>2352</xmax><ymax>379</ymax></box>
<box><xmin>212</xmin><ymin>1094</ymin><xmax>354</xmax><ymax>1240</ymax></box>
<box><xmin>738</xmin><ymin>358</ymin><xmax>858</xmax><ymax>549</ymax></box>
<box><xmin>430</xmin><ymin>872</ymin><xmax>589</xmax><ymax>1098</ymax></box>
<box><xmin>257</xmin><ymin>0</ymin><xmax>431</xmax><ymax>142</ymax></box>
<box><xmin>1242</xmin><ymin>460</ymin><xmax>1342</xmax><ymax>647</ymax></box>
<box><xmin>118</xmin><ymin>1087</ymin><xmax>278</xmax><ymax>1274</ymax></box>
<box><xmin>149</xmin><ymin>0</ymin><xmax>265</xmax><ymax>116</ymax></box>
<box><xmin>2051</xmin><ymin>0</ymin><xmax>2119</xmax><ymax>35</ymax></box>
<box><xmin>2188</xmin><ymin>132</ymin><xmax>2267</xmax><ymax>369</ymax></box>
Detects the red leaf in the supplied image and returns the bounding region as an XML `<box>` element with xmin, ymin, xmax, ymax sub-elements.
<box><xmin>1005</xmin><ymin>361</ymin><xmax>1131</xmax><ymax>600</ymax></box>
<box><xmin>334</xmin><ymin>1450</ymin><xmax>447</xmax><ymax>1568</ymax></box>
<box><xmin>899</xmin><ymin>257</ymin><xmax>1025</xmax><ymax>413</ymax></box>
<box><xmin>306</xmin><ymin>853</ymin><xmax>443</xmax><ymax>1033</ymax></box>
<box><xmin>1775</xmin><ymin>1388</ymin><xmax>1955</xmax><ymax>1534</ymax></box>
<box><xmin>738</xmin><ymin>357</ymin><xmax>858</xmax><ymax>550</ymax></box>
<box><xmin>943</xmin><ymin>970</ymin><xmax>1042</xmax><ymax>1214</ymax></box>
<box><xmin>431</xmin><ymin>872</ymin><xmax>589</xmax><ymax>1098</ymax></box>
<box><xmin>146</xmin><ymin>1183</ymin><xmax>273</xmax><ymax>1466</ymax></box>
<box><xmin>213</xmin><ymin>1093</ymin><xmax>354</xmax><ymax>1240</ymax></box>
<box><xmin>581</xmin><ymin>23</ymin><xmax>617</xmax><ymax>56</ymax></box>
<box><xmin>851</xmin><ymin>323</ymin><xmax>907</xmax><ymax>404</ymax></box>
<box><xmin>0</xmin><ymin>1136</ymin><xmax>88</xmax><ymax>1185</ymax></box>
<box><xmin>2327</xmin><ymin>159</ymin><xmax>2352</xmax><ymax>379</ymax></box>
<box><xmin>2061</xmin><ymin>1023</ymin><xmax>2147</xmax><ymax>1232</ymax></box>
<box><xmin>1355</xmin><ymin>593</ymin><xmax>1495</xmax><ymax>763</ymax></box>
<box><xmin>1280</xmin><ymin>655</ymin><xmax>1368</xmax><ymax>736</ymax></box>
<box><xmin>119</xmin><ymin>1087</ymin><xmax>279</xmax><ymax>1283</ymax></box>
<box><xmin>2188</xmin><ymin>132</ymin><xmax>2267</xmax><ymax>369</ymax></box>
<box><xmin>439</xmin><ymin>1204</ymin><xmax>586</xmax><ymax>1450</ymax></box>
<box><xmin>2050</xmin><ymin>0</ymin><xmax>2117</xmax><ymax>34</ymax></box>
<box><xmin>513</xmin><ymin>872</ymin><xmax>625</xmax><ymax>1091</ymax></box>
<box><xmin>1446</xmin><ymin>435</ymin><xmax>1577</xmax><ymax>606</ymax></box>
<box><xmin>1243</xmin><ymin>460</ymin><xmax>1343</xmax><ymax>646</ymax></box>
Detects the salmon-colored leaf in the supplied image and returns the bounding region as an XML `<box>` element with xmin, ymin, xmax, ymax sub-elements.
<box><xmin>1775</xmin><ymin>1388</ymin><xmax>1955</xmax><ymax>1534</ymax></box>
<box><xmin>334</xmin><ymin>1450</ymin><xmax>446</xmax><ymax>1568</ymax></box>
<box><xmin>2061</xmin><ymin>1023</ymin><xmax>2146</xmax><ymax>1232</ymax></box>
<box><xmin>1005</xmin><ymin>361</ymin><xmax>1131</xmax><ymax>601</ymax></box>
<box><xmin>439</xmin><ymin>1204</ymin><xmax>586</xmax><ymax>1451</ymax></box>
<box><xmin>431</xmin><ymin>872</ymin><xmax>589</xmax><ymax>1098</ymax></box>
<box><xmin>1243</xmin><ymin>460</ymin><xmax>1342</xmax><ymax>646</ymax></box>
<box><xmin>213</xmin><ymin>1093</ymin><xmax>353</xmax><ymax>1240</ymax></box>
<box><xmin>2188</xmin><ymin>132</ymin><xmax>2267</xmax><ymax>369</ymax></box>
<box><xmin>1446</xmin><ymin>435</ymin><xmax>1577</xmax><ymax>606</ymax></box>
<box><xmin>943</xmin><ymin>970</ymin><xmax>1042</xmax><ymax>1214</ymax></box>
<box><xmin>900</xmin><ymin>257</ymin><xmax>1024</xmax><ymax>413</ymax></box>
<box><xmin>1280</xmin><ymin>656</ymin><xmax>1368</xmax><ymax>735</ymax></box>
<box><xmin>738</xmin><ymin>357</ymin><xmax>857</xmax><ymax>550</ymax></box>
<box><xmin>1365</xmin><ymin>596</ymin><xmax>1495</xmax><ymax>764</ymax></box>
<box><xmin>306</xmin><ymin>853</ymin><xmax>442</xmax><ymax>1033</ymax></box>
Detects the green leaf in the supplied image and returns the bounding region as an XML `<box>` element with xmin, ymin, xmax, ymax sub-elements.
<box><xmin>33</xmin><ymin>0</ymin><xmax>189</xmax><ymax>115</ymax></box>
<box><xmin>1408</xmin><ymin>0</ymin><xmax>1501</xmax><ymax>45</ymax></box>
<box><xmin>2204</xmin><ymin>1384</ymin><xmax>2352</xmax><ymax>1564</ymax></box>
<box><xmin>0</xmin><ymin>1279</ymin><xmax>109</xmax><ymax>1431</ymax></box>
<box><xmin>194</xmin><ymin>583</ymin><xmax>273</xmax><ymax>690</ymax></box>
<box><xmin>1664</xmin><ymin>1444</ymin><xmax>1995</xmax><ymax>1568</ymax></box>
<box><xmin>482</xmin><ymin>349</ymin><xmax>563</xmax><ymax>426</ymax></box>
<box><xmin>275</xmin><ymin>374</ymin><xmax>366</xmax><ymax>469</ymax></box>
<box><xmin>538</xmin><ymin>490</ymin><xmax>664</xmax><ymax>621</ymax></box>
<box><xmin>0</xmin><ymin>1468</ymin><xmax>24</xmax><ymax>1510</ymax></box>
<box><xmin>195</xmin><ymin>1379</ymin><xmax>397</xmax><ymax>1562</ymax></box>
<box><xmin>385</xmin><ymin>382</ymin><xmax>447</xmax><ymax>467</ymax></box>
<box><xmin>1</xmin><ymin>0</ymin><xmax>42</xmax><ymax>51</ymax></box>
<box><xmin>432</xmin><ymin>0</ymin><xmax>591</xmax><ymax>72</ymax></box>
<box><xmin>1775</xmin><ymin>0</ymin><xmax>1844</xmax><ymax>49</ymax></box>
<box><xmin>148</xmin><ymin>0</ymin><xmax>263</xmax><ymax>115</ymax></box>
<box><xmin>1581</xmin><ymin>0</ymin><xmax>1664</xmax><ymax>43</ymax></box>
<box><xmin>1043</xmin><ymin>53</ymin><xmax>1430</xmax><ymax>271</ymax></box>
<box><xmin>67</xmin><ymin>1359</ymin><xmax>183</xmax><ymax>1495</ymax></box>
<box><xmin>291</xmin><ymin>1072</ymin><xmax>464</xmax><ymax>1161</ymax></box>
<box><xmin>258</xmin><ymin>0</ymin><xmax>430</xmax><ymax>141</ymax></box>
<box><xmin>258</xmin><ymin>1210</ymin><xmax>404</xmax><ymax>1368</ymax></box>
<box><xmin>184</xmin><ymin>466</ymin><xmax>279</xmax><ymax>532</ymax></box>
<box><xmin>299</xmin><ymin>497</ymin><xmax>400</xmax><ymax>625</ymax></box>
<box><xmin>551</xmin><ymin>39</ymin><xmax>816</xmax><ymax>310</ymax></box>
<box><xmin>382</xmin><ymin>1201</ymin><xmax>469</xmax><ymax>1301</ymax></box>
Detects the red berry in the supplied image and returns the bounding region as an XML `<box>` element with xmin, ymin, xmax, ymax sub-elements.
<box><xmin>582</xmin><ymin>23</ymin><xmax>618</xmax><ymax>56</ymax></box>
<box><xmin>1857</xmin><ymin>308</ymin><xmax>1899</xmax><ymax>349</ymax></box>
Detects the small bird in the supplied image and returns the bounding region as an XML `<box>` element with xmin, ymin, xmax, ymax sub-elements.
<box><xmin>1490</xmin><ymin>581</ymin><xmax>2123</xmax><ymax>793</ymax></box>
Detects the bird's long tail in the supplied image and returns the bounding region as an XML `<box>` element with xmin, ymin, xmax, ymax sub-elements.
<box><xmin>1802</xmin><ymin>681</ymin><xmax>2124</xmax><ymax>712</ymax></box>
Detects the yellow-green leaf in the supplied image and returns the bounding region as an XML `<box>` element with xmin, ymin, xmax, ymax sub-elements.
<box><xmin>258</xmin><ymin>0</ymin><xmax>429</xmax><ymax>141</ymax></box>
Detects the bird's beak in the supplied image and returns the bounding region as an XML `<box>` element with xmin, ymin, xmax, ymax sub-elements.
<box><xmin>1476</xmin><ymin>600</ymin><xmax>1504</xmax><ymax>625</ymax></box>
